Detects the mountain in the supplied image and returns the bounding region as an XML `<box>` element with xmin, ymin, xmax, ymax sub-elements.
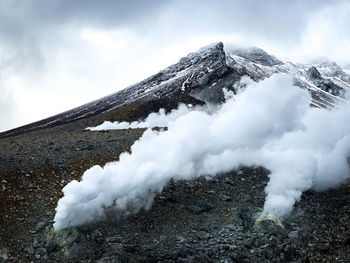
<box><xmin>1</xmin><ymin>43</ymin><xmax>350</xmax><ymax>263</ymax></box>
<box><xmin>1</xmin><ymin>42</ymin><xmax>349</xmax><ymax>138</ymax></box>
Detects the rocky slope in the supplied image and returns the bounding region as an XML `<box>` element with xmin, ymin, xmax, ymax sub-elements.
<box><xmin>1</xmin><ymin>43</ymin><xmax>350</xmax><ymax>262</ymax></box>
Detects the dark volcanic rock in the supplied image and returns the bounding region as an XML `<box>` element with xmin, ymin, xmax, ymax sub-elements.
<box><xmin>307</xmin><ymin>66</ymin><xmax>322</xmax><ymax>79</ymax></box>
<box><xmin>186</xmin><ymin>205</ymin><xmax>204</xmax><ymax>214</ymax></box>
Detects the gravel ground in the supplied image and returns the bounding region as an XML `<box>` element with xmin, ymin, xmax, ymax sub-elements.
<box><xmin>0</xmin><ymin>113</ymin><xmax>350</xmax><ymax>262</ymax></box>
<box><xmin>0</xmin><ymin>119</ymin><xmax>145</xmax><ymax>262</ymax></box>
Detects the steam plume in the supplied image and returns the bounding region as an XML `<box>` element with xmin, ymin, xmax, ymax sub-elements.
<box><xmin>54</xmin><ymin>74</ymin><xmax>350</xmax><ymax>230</ymax></box>
<box><xmin>87</xmin><ymin>104</ymin><xmax>196</xmax><ymax>130</ymax></box>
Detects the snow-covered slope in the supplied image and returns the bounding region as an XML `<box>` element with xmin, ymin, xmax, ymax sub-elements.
<box><xmin>1</xmin><ymin>42</ymin><xmax>350</xmax><ymax>137</ymax></box>
<box><xmin>225</xmin><ymin>47</ymin><xmax>349</xmax><ymax>108</ymax></box>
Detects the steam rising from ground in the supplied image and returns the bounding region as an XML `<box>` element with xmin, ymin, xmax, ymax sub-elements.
<box><xmin>87</xmin><ymin>104</ymin><xmax>196</xmax><ymax>130</ymax></box>
<box><xmin>54</xmin><ymin>74</ymin><xmax>350</xmax><ymax>229</ymax></box>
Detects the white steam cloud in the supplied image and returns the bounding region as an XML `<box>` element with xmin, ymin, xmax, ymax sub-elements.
<box><xmin>87</xmin><ymin>104</ymin><xmax>196</xmax><ymax>130</ymax></box>
<box><xmin>54</xmin><ymin>74</ymin><xmax>350</xmax><ymax>230</ymax></box>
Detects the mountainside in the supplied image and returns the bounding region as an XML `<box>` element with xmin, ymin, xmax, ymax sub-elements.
<box><xmin>1</xmin><ymin>42</ymin><xmax>349</xmax><ymax>137</ymax></box>
<box><xmin>1</xmin><ymin>43</ymin><xmax>350</xmax><ymax>263</ymax></box>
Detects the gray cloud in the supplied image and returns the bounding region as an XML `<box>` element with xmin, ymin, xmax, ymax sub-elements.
<box><xmin>0</xmin><ymin>0</ymin><xmax>167</xmax><ymax>33</ymax></box>
<box><xmin>0</xmin><ymin>0</ymin><xmax>168</xmax><ymax>68</ymax></box>
<box><xmin>0</xmin><ymin>0</ymin><xmax>346</xmax><ymax>68</ymax></box>
<box><xmin>146</xmin><ymin>0</ymin><xmax>342</xmax><ymax>45</ymax></box>
<box><xmin>0</xmin><ymin>0</ymin><xmax>341</xmax><ymax>47</ymax></box>
<box><xmin>0</xmin><ymin>78</ymin><xmax>17</xmax><ymax>130</ymax></box>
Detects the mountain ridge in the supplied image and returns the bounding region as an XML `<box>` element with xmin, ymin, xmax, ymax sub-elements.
<box><xmin>2</xmin><ymin>42</ymin><xmax>349</xmax><ymax>138</ymax></box>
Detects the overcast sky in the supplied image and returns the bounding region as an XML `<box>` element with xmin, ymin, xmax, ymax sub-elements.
<box><xmin>1</xmin><ymin>0</ymin><xmax>350</xmax><ymax>131</ymax></box>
